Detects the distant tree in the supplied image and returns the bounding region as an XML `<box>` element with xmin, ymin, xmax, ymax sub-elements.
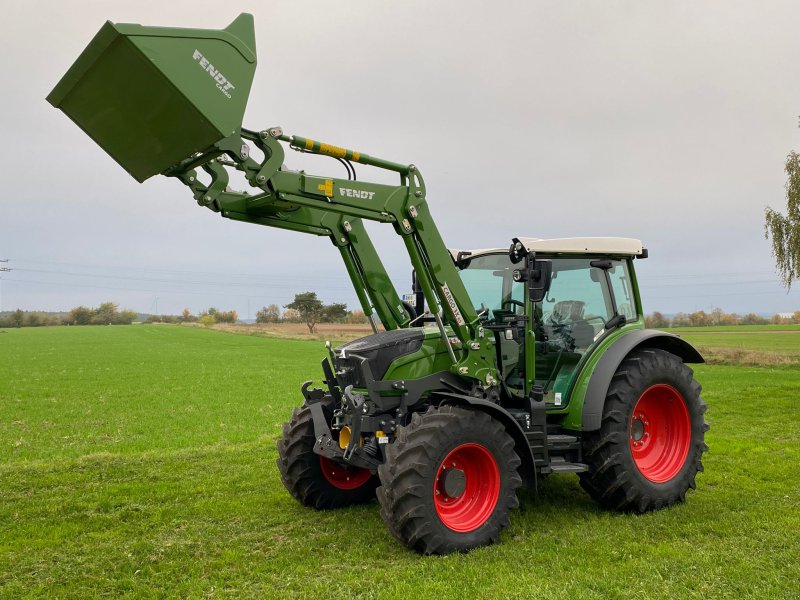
<box><xmin>794</xmin><ymin>310</ymin><xmax>800</xmax><ymax>324</ymax></box>
<box><xmin>256</xmin><ymin>304</ymin><xmax>280</xmax><ymax>324</ymax></box>
<box><xmin>346</xmin><ymin>309</ymin><xmax>370</xmax><ymax>324</ymax></box>
<box><xmin>765</xmin><ymin>150</ymin><xmax>800</xmax><ymax>288</ymax></box>
<box><xmin>216</xmin><ymin>309</ymin><xmax>238</xmax><ymax>324</ymax></box>
<box><xmin>741</xmin><ymin>312</ymin><xmax>768</xmax><ymax>326</ymax></box>
<box><xmin>10</xmin><ymin>309</ymin><xmax>24</xmax><ymax>328</ymax></box>
<box><xmin>645</xmin><ymin>311</ymin><xmax>670</xmax><ymax>329</ymax></box>
<box><xmin>286</xmin><ymin>292</ymin><xmax>325</xmax><ymax>333</ymax></box>
<box><xmin>719</xmin><ymin>312</ymin><xmax>740</xmax><ymax>326</ymax></box>
<box><xmin>670</xmin><ymin>312</ymin><xmax>691</xmax><ymax>327</ymax></box>
<box><xmin>323</xmin><ymin>302</ymin><xmax>348</xmax><ymax>323</ymax></box>
<box><xmin>689</xmin><ymin>310</ymin><xmax>711</xmax><ymax>327</ymax></box>
<box><xmin>67</xmin><ymin>306</ymin><xmax>93</xmax><ymax>325</ymax></box>
<box><xmin>23</xmin><ymin>312</ymin><xmax>46</xmax><ymax>327</ymax></box>
<box><xmin>282</xmin><ymin>308</ymin><xmax>301</xmax><ymax>322</ymax></box>
<box><xmin>91</xmin><ymin>302</ymin><xmax>119</xmax><ymax>325</ymax></box>
<box><xmin>199</xmin><ymin>314</ymin><xmax>216</xmax><ymax>327</ymax></box>
<box><xmin>146</xmin><ymin>314</ymin><xmax>177</xmax><ymax>324</ymax></box>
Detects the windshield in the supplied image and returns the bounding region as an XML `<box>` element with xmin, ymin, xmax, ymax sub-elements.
<box><xmin>458</xmin><ymin>253</ymin><xmax>523</xmax><ymax>319</ymax></box>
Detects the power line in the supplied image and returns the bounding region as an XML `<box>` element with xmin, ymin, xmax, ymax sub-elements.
<box><xmin>12</xmin><ymin>267</ymin><xmax>353</xmax><ymax>290</ymax></box>
<box><xmin>9</xmin><ymin>256</ymin><xmax>783</xmax><ymax>285</ymax></box>
<box><xmin>0</xmin><ymin>277</ymin><xmax>310</xmax><ymax>300</ymax></box>
<box><xmin>9</xmin><ymin>257</ymin><xmax>352</xmax><ymax>283</ymax></box>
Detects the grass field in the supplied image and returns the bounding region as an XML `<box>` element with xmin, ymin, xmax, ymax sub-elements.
<box><xmin>668</xmin><ymin>327</ymin><xmax>800</xmax><ymax>366</ymax></box>
<box><xmin>1</xmin><ymin>325</ymin><xmax>799</xmax><ymax>598</ymax></box>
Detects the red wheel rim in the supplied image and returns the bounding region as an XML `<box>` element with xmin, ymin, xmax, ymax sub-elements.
<box><xmin>319</xmin><ymin>457</ymin><xmax>372</xmax><ymax>490</ymax></box>
<box><xmin>434</xmin><ymin>443</ymin><xmax>500</xmax><ymax>532</ymax></box>
<box><xmin>629</xmin><ymin>384</ymin><xmax>691</xmax><ymax>483</ymax></box>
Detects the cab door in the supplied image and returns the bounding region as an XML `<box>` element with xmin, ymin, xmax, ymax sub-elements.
<box><xmin>528</xmin><ymin>257</ymin><xmax>634</xmax><ymax>407</ymax></box>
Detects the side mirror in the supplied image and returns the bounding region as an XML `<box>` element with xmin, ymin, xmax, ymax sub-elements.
<box><xmin>528</xmin><ymin>259</ymin><xmax>553</xmax><ymax>303</ymax></box>
<box><xmin>513</xmin><ymin>257</ymin><xmax>553</xmax><ymax>303</ymax></box>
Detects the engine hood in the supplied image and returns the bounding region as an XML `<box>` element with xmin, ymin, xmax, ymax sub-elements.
<box><xmin>336</xmin><ymin>328</ymin><xmax>425</xmax><ymax>380</ymax></box>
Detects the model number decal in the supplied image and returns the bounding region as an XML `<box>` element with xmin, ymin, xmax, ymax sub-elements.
<box><xmin>192</xmin><ymin>50</ymin><xmax>236</xmax><ymax>98</ymax></box>
<box><xmin>440</xmin><ymin>283</ymin><xmax>465</xmax><ymax>326</ymax></box>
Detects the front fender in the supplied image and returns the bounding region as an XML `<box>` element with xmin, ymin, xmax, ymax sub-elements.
<box><xmin>434</xmin><ymin>393</ymin><xmax>537</xmax><ymax>490</ymax></box>
<box><xmin>577</xmin><ymin>329</ymin><xmax>704</xmax><ymax>431</ymax></box>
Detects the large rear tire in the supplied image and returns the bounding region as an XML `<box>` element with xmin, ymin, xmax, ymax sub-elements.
<box><xmin>377</xmin><ymin>406</ymin><xmax>522</xmax><ymax>554</ymax></box>
<box><xmin>579</xmin><ymin>348</ymin><xmax>709</xmax><ymax>512</ymax></box>
<box><xmin>277</xmin><ymin>400</ymin><xmax>378</xmax><ymax>509</ymax></box>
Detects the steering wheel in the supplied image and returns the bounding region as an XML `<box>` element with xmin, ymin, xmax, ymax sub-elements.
<box><xmin>502</xmin><ymin>299</ymin><xmax>525</xmax><ymax>314</ymax></box>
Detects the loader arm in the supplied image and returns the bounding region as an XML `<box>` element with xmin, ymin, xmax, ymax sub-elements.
<box><xmin>167</xmin><ymin>128</ymin><xmax>499</xmax><ymax>386</ymax></box>
<box><xmin>46</xmin><ymin>13</ymin><xmax>499</xmax><ymax>388</ymax></box>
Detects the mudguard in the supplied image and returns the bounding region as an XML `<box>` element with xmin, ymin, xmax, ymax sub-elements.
<box><xmin>581</xmin><ymin>329</ymin><xmax>704</xmax><ymax>431</ymax></box>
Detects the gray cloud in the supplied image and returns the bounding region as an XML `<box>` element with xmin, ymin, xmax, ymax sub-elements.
<box><xmin>2</xmin><ymin>0</ymin><xmax>799</xmax><ymax>317</ymax></box>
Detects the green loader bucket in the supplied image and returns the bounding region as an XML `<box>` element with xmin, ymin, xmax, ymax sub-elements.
<box><xmin>47</xmin><ymin>14</ymin><xmax>257</xmax><ymax>182</ymax></box>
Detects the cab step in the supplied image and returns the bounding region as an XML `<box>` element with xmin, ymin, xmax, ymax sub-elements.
<box><xmin>545</xmin><ymin>456</ymin><xmax>589</xmax><ymax>474</ymax></box>
<box><xmin>546</xmin><ymin>434</ymin><xmax>579</xmax><ymax>447</ymax></box>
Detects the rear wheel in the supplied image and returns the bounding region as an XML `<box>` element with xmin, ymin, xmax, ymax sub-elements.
<box><xmin>377</xmin><ymin>406</ymin><xmax>522</xmax><ymax>554</ymax></box>
<box><xmin>579</xmin><ymin>348</ymin><xmax>709</xmax><ymax>512</ymax></box>
<box><xmin>277</xmin><ymin>400</ymin><xmax>378</xmax><ymax>509</ymax></box>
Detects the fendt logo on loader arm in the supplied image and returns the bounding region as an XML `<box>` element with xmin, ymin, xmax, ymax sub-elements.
<box><xmin>339</xmin><ymin>187</ymin><xmax>375</xmax><ymax>200</ymax></box>
<box><xmin>192</xmin><ymin>50</ymin><xmax>236</xmax><ymax>98</ymax></box>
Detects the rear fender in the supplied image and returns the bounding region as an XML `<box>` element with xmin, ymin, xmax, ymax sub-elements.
<box><xmin>580</xmin><ymin>330</ymin><xmax>704</xmax><ymax>431</ymax></box>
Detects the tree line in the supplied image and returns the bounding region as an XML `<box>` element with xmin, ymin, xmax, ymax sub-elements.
<box><xmin>645</xmin><ymin>309</ymin><xmax>800</xmax><ymax>328</ymax></box>
<box><xmin>0</xmin><ymin>302</ymin><xmax>138</xmax><ymax>328</ymax></box>
<box><xmin>256</xmin><ymin>291</ymin><xmax>368</xmax><ymax>333</ymax></box>
<box><xmin>0</xmin><ymin>292</ymin><xmax>367</xmax><ymax>331</ymax></box>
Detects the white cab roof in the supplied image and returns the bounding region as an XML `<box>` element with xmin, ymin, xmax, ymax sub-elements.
<box><xmin>451</xmin><ymin>237</ymin><xmax>645</xmax><ymax>259</ymax></box>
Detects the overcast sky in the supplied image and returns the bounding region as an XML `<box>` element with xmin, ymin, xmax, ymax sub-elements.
<box><xmin>2</xmin><ymin>0</ymin><xmax>800</xmax><ymax>318</ymax></box>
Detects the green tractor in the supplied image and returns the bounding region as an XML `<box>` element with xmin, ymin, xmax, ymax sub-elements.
<box><xmin>48</xmin><ymin>14</ymin><xmax>709</xmax><ymax>554</ymax></box>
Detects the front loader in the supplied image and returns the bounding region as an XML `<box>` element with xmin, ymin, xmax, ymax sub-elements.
<box><xmin>48</xmin><ymin>13</ymin><xmax>709</xmax><ymax>554</ymax></box>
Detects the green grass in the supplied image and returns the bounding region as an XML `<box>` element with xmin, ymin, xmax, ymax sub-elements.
<box><xmin>666</xmin><ymin>326</ymin><xmax>800</xmax><ymax>365</ymax></box>
<box><xmin>667</xmin><ymin>324</ymin><xmax>800</xmax><ymax>333</ymax></box>
<box><xmin>1</xmin><ymin>325</ymin><xmax>799</xmax><ymax>598</ymax></box>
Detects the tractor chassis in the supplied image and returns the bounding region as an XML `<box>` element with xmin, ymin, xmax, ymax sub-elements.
<box><xmin>300</xmin><ymin>354</ymin><xmax>586</xmax><ymax>484</ymax></box>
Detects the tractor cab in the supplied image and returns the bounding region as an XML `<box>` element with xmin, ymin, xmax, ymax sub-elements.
<box><xmin>455</xmin><ymin>237</ymin><xmax>646</xmax><ymax>408</ymax></box>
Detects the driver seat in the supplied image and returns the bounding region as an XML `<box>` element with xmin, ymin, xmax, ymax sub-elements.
<box><xmin>551</xmin><ymin>300</ymin><xmax>595</xmax><ymax>349</ymax></box>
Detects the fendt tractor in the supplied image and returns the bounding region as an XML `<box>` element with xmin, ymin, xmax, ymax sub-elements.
<box><xmin>49</xmin><ymin>14</ymin><xmax>709</xmax><ymax>554</ymax></box>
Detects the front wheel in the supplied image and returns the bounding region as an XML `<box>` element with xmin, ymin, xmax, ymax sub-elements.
<box><xmin>579</xmin><ymin>348</ymin><xmax>709</xmax><ymax>512</ymax></box>
<box><xmin>377</xmin><ymin>406</ymin><xmax>522</xmax><ymax>554</ymax></box>
<box><xmin>277</xmin><ymin>401</ymin><xmax>378</xmax><ymax>509</ymax></box>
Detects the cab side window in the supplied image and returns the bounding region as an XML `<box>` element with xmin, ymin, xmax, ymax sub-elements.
<box><xmin>608</xmin><ymin>260</ymin><xmax>637</xmax><ymax>320</ymax></box>
<box><xmin>533</xmin><ymin>258</ymin><xmax>613</xmax><ymax>405</ymax></box>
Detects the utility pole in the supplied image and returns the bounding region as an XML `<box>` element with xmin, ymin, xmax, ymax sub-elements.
<box><xmin>0</xmin><ymin>259</ymin><xmax>11</xmax><ymax>314</ymax></box>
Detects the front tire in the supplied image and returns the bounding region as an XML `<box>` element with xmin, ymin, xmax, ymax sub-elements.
<box><xmin>377</xmin><ymin>406</ymin><xmax>522</xmax><ymax>554</ymax></box>
<box><xmin>277</xmin><ymin>400</ymin><xmax>378</xmax><ymax>509</ymax></box>
<box><xmin>579</xmin><ymin>348</ymin><xmax>709</xmax><ymax>512</ymax></box>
